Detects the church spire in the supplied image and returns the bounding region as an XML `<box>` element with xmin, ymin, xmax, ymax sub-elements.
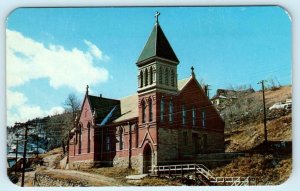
<box><xmin>86</xmin><ymin>85</ymin><xmax>89</xmax><ymax>95</ymax></box>
<box><xmin>136</xmin><ymin>12</ymin><xmax>179</xmax><ymax>65</ymax></box>
<box><xmin>191</xmin><ymin>66</ymin><xmax>195</xmax><ymax>77</ymax></box>
<box><xmin>155</xmin><ymin>11</ymin><xmax>160</xmax><ymax>24</ymax></box>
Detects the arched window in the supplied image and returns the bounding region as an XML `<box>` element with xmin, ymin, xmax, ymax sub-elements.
<box><xmin>106</xmin><ymin>136</ymin><xmax>110</xmax><ymax>151</ymax></box>
<box><xmin>119</xmin><ymin>128</ymin><xmax>123</xmax><ymax>150</ymax></box>
<box><xmin>159</xmin><ymin>67</ymin><xmax>163</xmax><ymax>84</ymax></box>
<box><xmin>202</xmin><ymin>111</ymin><xmax>206</xmax><ymax>128</ymax></box>
<box><xmin>192</xmin><ymin>106</ymin><xmax>196</xmax><ymax>127</ymax></box>
<box><xmin>150</xmin><ymin>67</ymin><xmax>153</xmax><ymax>85</ymax></box>
<box><xmin>165</xmin><ymin>68</ymin><xmax>169</xmax><ymax>85</ymax></box>
<box><xmin>145</xmin><ymin>68</ymin><xmax>148</xmax><ymax>86</ymax></box>
<box><xmin>182</xmin><ymin>105</ymin><xmax>186</xmax><ymax>125</ymax></box>
<box><xmin>160</xmin><ymin>99</ymin><xmax>165</xmax><ymax>122</ymax></box>
<box><xmin>87</xmin><ymin>122</ymin><xmax>91</xmax><ymax>153</ymax></box>
<box><xmin>78</xmin><ymin>124</ymin><xmax>82</xmax><ymax>154</ymax></box>
<box><xmin>171</xmin><ymin>69</ymin><xmax>175</xmax><ymax>87</ymax></box>
<box><xmin>149</xmin><ymin>98</ymin><xmax>153</xmax><ymax>122</ymax></box>
<box><xmin>140</xmin><ymin>70</ymin><xmax>143</xmax><ymax>88</ymax></box>
<box><xmin>142</xmin><ymin>100</ymin><xmax>146</xmax><ymax>123</ymax></box>
<box><xmin>169</xmin><ymin>101</ymin><xmax>174</xmax><ymax>123</ymax></box>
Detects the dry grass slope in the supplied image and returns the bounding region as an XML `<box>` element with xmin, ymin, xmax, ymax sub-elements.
<box><xmin>218</xmin><ymin>85</ymin><xmax>292</xmax><ymax>185</ymax></box>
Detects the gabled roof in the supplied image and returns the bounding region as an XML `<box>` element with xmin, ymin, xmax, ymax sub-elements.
<box><xmin>137</xmin><ymin>23</ymin><xmax>179</xmax><ymax>64</ymax></box>
<box><xmin>178</xmin><ymin>76</ymin><xmax>192</xmax><ymax>91</ymax></box>
<box><xmin>113</xmin><ymin>94</ymin><xmax>138</xmax><ymax>123</ymax></box>
<box><xmin>87</xmin><ymin>95</ymin><xmax>120</xmax><ymax>122</ymax></box>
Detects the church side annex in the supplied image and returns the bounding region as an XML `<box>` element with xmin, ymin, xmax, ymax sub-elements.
<box><xmin>68</xmin><ymin>12</ymin><xmax>225</xmax><ymax>174</ymax></box>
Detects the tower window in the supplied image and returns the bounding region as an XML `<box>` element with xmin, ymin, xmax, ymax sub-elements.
<box><xmin>142</xmin><ymin>100</ymin><xmax>146</xmax><ymax>123</ymax></box>
<box><xmin>150</xmin><ymin>67</ymin><xmax>153</xmax><ymax>85</ymax></box>
<box><xmin>149</xmin><ymin>98</ymin><xmax>153</xmax><ymax>122</ymax></box>
<box><xmin>159</xmin><ymin>67</ymin><xmax>163</xmax><ymax>84</ymax></box>
<box><xmin>169</xmin><ymin>101</ymin><xmax>174</xmax><ymax>123</ymax></box>
<box><xmin>202</xmin><ymin>111</ymin><xmax>206</xmax><ymax>128</ymax></box>
<box><xmin>171</xmin><ymin>69</ymin><xmax>175</xmax><ymax>87</ymax></box>
<box><xmin>165</xmin><ymin>68</ymin><xmax>169</xmax><ymax>85</ymax></box>
<box><xmin>160</xmin><ymin>99</ymin><xmax>165</xmax><ymax>122</ymax></box>
<box><xmin>192</xmin><ymin>106</ymin><xmax>196</xmax><ymax>127</ymax></box>
<box><xmin>140</xmin><ymin>71</ymin><xmax>143</xmax><ymax>88</ymax></box>
<box><xmin>182</xmin><ymin>105</ymin><xmax>186</xmax><ymax>125</ymax></box>
<box><xmin>145</xmin><ymin>68</ymin><xmax>148</xmax><ymax>86</ymax></box>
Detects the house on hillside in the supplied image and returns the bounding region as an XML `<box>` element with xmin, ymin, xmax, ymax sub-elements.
<box><xmin>211</xmin><ymin>88</ymin><xmax>255</xmax><ymax>108</ymax></box>
<box><xmin>68</xmin><ymin>13</ymin><xmax>225</xmax><ymax>173</ymax></box>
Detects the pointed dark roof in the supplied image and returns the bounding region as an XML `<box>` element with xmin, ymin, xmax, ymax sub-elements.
<box><xmin>87</xmin><ymin>95</ymin><xmax>121</xmax><ymax>122</ymax></box>
<box><xmin>137</xmin><ymin>23</ymin><xmax>179</xmax><ymax>64</ymax></box>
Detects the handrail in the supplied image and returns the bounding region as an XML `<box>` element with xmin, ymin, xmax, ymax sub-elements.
<box><xmin>149</xmin><ymin>163</ymin><xmax>255</xmax><ymax>186</ymax></box>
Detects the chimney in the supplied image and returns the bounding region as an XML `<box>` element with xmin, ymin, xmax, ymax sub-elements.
<box><xmin>100</xmin><ymin>94</ymin><xmax>102</xmax><ymax>98</ymax></box>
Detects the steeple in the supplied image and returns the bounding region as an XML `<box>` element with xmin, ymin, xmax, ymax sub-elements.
<box><xmin>136</xmin><ymin>12</ymin><xmax>179</xmax><ymax>65</ymax></box>
<box><xmin>136</xmin><ymin>12</ymin><xmax>179</xmax><ymax>94</ymax></box>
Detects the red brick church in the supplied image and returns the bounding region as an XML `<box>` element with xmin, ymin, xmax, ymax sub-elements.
<box><xmin>68</xmin><ymin>13</ymin><xmax>225</xmax><ymax>173</ymax></box>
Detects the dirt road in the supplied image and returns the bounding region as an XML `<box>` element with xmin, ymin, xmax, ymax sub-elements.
<box><xmin>36</xmin><ymin>169</ymin><xmax>126</xmax><ymax>186</ymax></box>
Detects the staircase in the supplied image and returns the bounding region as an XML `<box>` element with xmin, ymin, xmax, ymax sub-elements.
<box><xmin>149</xmin><ymin>163</ymin><xmax>255</xmax><ymax>186</ymax></box>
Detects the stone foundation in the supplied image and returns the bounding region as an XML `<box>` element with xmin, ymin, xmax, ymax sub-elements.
<box><xmin>113</xmin><ymin>155</ymin><xmax>143</xmax><ymax>173</ymax></box>
<box><xmin>68</xmin><ymin>160</ymin><xmax>96</xmax><ymax>170</ymax></box>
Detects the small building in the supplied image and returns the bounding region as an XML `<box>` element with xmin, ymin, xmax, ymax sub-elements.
<box><xmin>211</xmin><ymin>88</ymin><xmax>255</xmax><ymax>107</ymax></box>
<box><xmin>68</xmin><ymin>14</ymin><xmax>225</xmax><ymax>173</ymax></box>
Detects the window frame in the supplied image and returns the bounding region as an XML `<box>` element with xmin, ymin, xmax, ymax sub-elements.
<box><xmin>182</xmin><ymin>105</ymin><xmax>186</xmax><ymax>125</ymax></box>
<box><xmin>192</xmin><ymin>106</ymin><xmax>196</xmax><ymax>127</ymax></box>
<box><xmin>169</xmin><ymin>100</ymin><xmax>174</xmax><ymax>123</ymax></box>
<box><xmin>160</xmin><ymin>99</ymin><xmax>165</xmax><ymax>122</ymax></box>
<box><xmin>202</xmin><ymin>110</ymin><xmax>206</xmax><ymax>128</ymax></box>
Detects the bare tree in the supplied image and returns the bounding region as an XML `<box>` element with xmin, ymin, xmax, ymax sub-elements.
<box><xmin>64</xmin><ymin>93</ymin><xmax>81</xmax><ymax>120</ymax></box>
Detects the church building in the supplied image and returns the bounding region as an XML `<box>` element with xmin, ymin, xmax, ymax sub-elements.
<box><xmin>68</xmin><ymin>13</ymin><xmax>225</xmax><ymax>173</ymax></box>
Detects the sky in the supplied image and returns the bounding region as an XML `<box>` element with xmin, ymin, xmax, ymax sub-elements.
<box><xmin>6</xmin><ymin>6</ymin><xmax>291</xmax><ymax>126</ymax></box>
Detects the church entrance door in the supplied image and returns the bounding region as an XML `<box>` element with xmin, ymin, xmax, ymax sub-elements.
<box><xmin>143</xmin><ymin>143</ymin><xmax>152</xmax><ymax>173</ymax></box>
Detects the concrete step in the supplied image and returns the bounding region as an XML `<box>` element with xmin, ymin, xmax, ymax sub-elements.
<box><xmin>125</xmin><ymin>174</ymin><xmax>148</xmax><ymax>180</ymax></box>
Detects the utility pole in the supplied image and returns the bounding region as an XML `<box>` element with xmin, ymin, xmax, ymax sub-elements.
<box><xmin>14</xmin><ymin>139</ymin><xmax>19</xmax><ymax>174</ymax></box>
<box><xmin>257</xmin><ymin>80</ymin><xmax>268</xmax><ymax>146</ymax></box>
<box><xmin>15</xmin><ymin>121</ymin><xmax>36</xmax><ymax>187</ymax></box>
<box><xmin>21</xmin><ymin>124</ymin><xmax>29</xmax><ymax>187</ymax></box>
<box><xmin>205</xmin><ymin>84</ymin><xmax>211</xmax><ymax>98</ymax></box>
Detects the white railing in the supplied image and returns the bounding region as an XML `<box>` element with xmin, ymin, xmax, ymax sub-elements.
<box><xmin>149</xmin><ymin>163</ymin><xmax>255</xmax><ymax>186</ymax></box>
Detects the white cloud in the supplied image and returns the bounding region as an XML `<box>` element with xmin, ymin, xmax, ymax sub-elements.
<box><xmin>6</xmin><ymin>29</ymin><xmax>110</xmax><ymax>92</ymax></box>
<box><xmin>7</xmin><ymin>90</ymin><xmax>28</xmax><ymax>109</ymax></box>
<box><xmin>84</xmin><ymin>40</ymin><xmax>110</xmax><ymax>61</ymax></box>
<box><xmin>7</xmin><ymin>90</ymin><xmax>65</xmax><ymax>126</ymax></box>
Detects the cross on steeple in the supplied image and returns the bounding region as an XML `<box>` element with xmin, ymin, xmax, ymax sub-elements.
<box><xmin>191</xmin><ymin>66</ymin><xmax>195</xmax><ymax>77</ymax></box>
<box><xmin>155</xmin><ymin>11</ymin><xmax>160</xmax><ymax>24</ymax></box>
<box><xmin>86</xmin><ymin>85</ymin><xmax>89</xmax><ymax>95</ymax></box>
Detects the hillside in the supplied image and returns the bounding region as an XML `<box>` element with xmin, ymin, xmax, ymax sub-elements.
<box><xmin>224</xmin><ymin>85</ymin><xmax>292</xmax><ymax>152</ymax></box>
<box><xmin>215</xmin><ymin>85</ymin><xmax>292</xmax><ymax>185</ymax></box>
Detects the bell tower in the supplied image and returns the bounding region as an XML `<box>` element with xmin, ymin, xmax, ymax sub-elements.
<box><xmin>136</xmin><ymin>12</ymin><xmax>180</xmax><ymax>95</ymax></box>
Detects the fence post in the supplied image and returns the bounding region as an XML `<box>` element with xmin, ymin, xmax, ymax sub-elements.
<box><xmin>194</xmin><ymin>166</ymin><xmax>197</xmax><ymax>180</ymax></box>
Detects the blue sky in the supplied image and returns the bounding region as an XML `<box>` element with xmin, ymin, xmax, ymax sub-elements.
<box><xmin>6</xmin><ymin>6</ymin><xmax>291</xmax><ymax>126</ymax></box>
